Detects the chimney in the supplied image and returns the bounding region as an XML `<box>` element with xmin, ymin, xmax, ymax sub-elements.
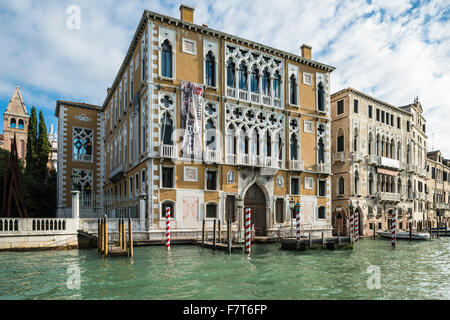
<box><xmin>301</xmin><ymin>44</ymin><xmax>312</xmax><ymax>59</ymax></box>
<box><xmin>180</xmin><ymin>4</ymin><xmax>194</xmax><ymax>24</ymax></box>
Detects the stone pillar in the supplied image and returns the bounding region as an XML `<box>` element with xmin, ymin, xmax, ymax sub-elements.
<box><xmin>71</xmin><ymin>191</ymin><xmax>80</xmax><ymax>230</ymax></box>
<box><xmin>139</xmin><ymin>193</ymin><xmax>147</xmax><ymax>231</ymax></box>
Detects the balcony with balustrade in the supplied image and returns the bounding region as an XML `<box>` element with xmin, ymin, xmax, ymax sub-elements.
<box><xmin>109</xmin><ymin>162</ymin><xmax>126</xmax><ymax>183</ymax></box>
<box><xmin>379</xmin><ymin>157</ymin><xmax>400</xmax><ymax>170</ymax></box>
<box><xmin>317</xmin><ymin>163</ymin><xmax>331</xmax><ymax>174</ymax></box>
<box><xmin>160</xmin><ymin>144</ymin><xmax>177</xmax><ymax>159</ymax></box>
<box><xmin>203</xmin><ymin>149</ymin><xmax>222</xmax><ymax>164</ymax></box>
<box><xmin>368</xmin><ymin>155</ymin><xmax>379</xmax><ymax>166</ymax></box>
<box><xmin>380</xmin><ymin>192</ymin><xmax>401</xmax><ymax>203</ymax></box>
<box><xmin>333</xmin><ymin>152</ymin><xmax>345</xmax><ymax>163</ymax></box>
<box><xmin>289</xmin><ymin>159</ymin><xmax>304</xmax><ymax>171</ymax></box>
<box><xmin>238</xmin><ymin>90</ymin><xmax>249</xmax><ymax>101</ymax></box>
<box><xmin>351</xmin><ymin>152</ymin><xmax>364</xmax><ymax>162</ymax></box>
<box><xmin>226</xmin><ymin>86</ymin><xmax>237</xmax><ymax>99</ymax></box>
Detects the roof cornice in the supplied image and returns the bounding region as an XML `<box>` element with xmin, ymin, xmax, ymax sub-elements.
<box><xmin>55</xmin><ymin>100</ymin><xmax>102</xmax><ymax>117</ymax></box>
<box><xmin>331</xmin><ymin>87</ymin><xmax>412</xmax><ymax>117</ymax></box>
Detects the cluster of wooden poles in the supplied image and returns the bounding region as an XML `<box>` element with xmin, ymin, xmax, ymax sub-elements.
<box><xmin>201</xmin><ymin>218</ymin><xmax>233</xmax><ymax>254</ymax></box>
<box><xmin>97</xmin><ymin>218</ymin><xmax>134</xmax><ymax>257</ymax></box>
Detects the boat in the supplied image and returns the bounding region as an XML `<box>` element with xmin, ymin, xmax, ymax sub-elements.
<box><xmin>376</xmin><ymin>230</ymin><xmax>430</xmax><ymax>240</ymax></box>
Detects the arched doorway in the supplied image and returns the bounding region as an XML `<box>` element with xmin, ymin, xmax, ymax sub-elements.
<box><xmin>244</xmin><ymin>184</ymin><xmax>267</xmax><ymax>236</ymax></box>
<box><xmin>332</xmin><ymin>207</ymin><xmax>347</xmax><ymax>236</ymax></box>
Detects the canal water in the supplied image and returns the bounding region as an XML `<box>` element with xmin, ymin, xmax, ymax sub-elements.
<box><xmin>0</xmin><ymin>238</ymin><xmax>449</xmax><ymax>300</ymax></box>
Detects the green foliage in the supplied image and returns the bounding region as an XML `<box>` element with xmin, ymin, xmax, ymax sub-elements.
<box><xmin>25</xmin><ymin>107</ymin><xmax>37</xmax><ymax>172</ymax></box>
<box><xmin>36</xmin><ymin>111</ymin><xmax>51</xmax><ymax>175</ymax></box>
<box><xmin>1</xmin><ymin>107</ymin><xmax>56</xmax><ymax>218</ymax></box>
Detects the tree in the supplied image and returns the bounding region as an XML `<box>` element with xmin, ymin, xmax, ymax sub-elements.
<box><xmin>36</xmin><ymin>110</ymin><xmax>50</xmax><ymax>174</ymax></box>
<box><xmin>25</xmin><ymin>106</ymin><xmax>37</xmax><ymax>171</ymax></box>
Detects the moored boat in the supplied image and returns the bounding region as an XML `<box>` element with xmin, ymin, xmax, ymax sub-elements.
<box><xmin>376</xmin><ymin>230</ymin><xmax>430</xmax><ymax>240</ymax></box>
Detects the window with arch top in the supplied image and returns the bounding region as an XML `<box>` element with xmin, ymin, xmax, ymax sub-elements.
<box><xmin>318</xmin><ymin>81</ymin><xmax>325</xmax><ymax>111</ymax></box>
<box><xmin>338</xmin><ymin>177</ymin><xmax>345</xmax><ymax>195</ymax></box>
<box><xmin>238</xmin><ymin>62</ymin><xmax>248</xmax><ymax>90</ymax></box>
<box><xmin>161</xmin><ymin>40</ymin><xmax>173</xmax><ymax>78</ymax></box>
<box><xmin>10</xmin><ymin>118</ymin><xmax>16</xmax><ymax>128</ymax></box>
<box><xmin>251</xmin><ymin>65</ymin><xmax>259</xmax><ymax>93</ymax></box>
<box><xmin>273</xmin><ymin>71</ymin><xmax>281</xmax><ymax>98</ymax></box>
<box><xmin>205</xmin><ymin>51</ymin><xmax>216</xmax><ymax>87</ymax></box>
<box><xmin>262</xmin><ymin>69</ymin><xmax>270</xmax><ymax>96</ymax></box>
<box><xmin>289</xmin><ymin>74</ymin><xmax>297</xmax><ymax>105</ymax></box>
<box><xmin>226</xmin><ymin>58</ymin><xmax>235</xmax><ymax>87</ymax></box>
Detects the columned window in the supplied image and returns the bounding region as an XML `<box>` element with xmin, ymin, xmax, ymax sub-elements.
<box><xmin>338</xmin><ymin>177</ymin><xmax>345</xmax><ymax>195</ymax></box>
<box><xmin>238</xmin><ymin>62</ymin><xmax>248</xmax><ymax>90</ymax></box>
<box><xmin>354</xmin><ymin>170</ymin><xmax>360</xmax><ymax>194</ymax></box>
<box><xmin>227</xmin><ymin>59</ymin><xmax>236</xmax><ymax>88</ymax></box>
<box><xmin>290</xmin><ymin>134</ymin><xmax>298</xmax><ymax>160</ymax></box>
<box><xmin>337</xmin><ymin>129</ymin><xmax>344</xmax><ymax>153</ymax></box>
<box><xmin>273</xmin><ymin>71</ymin><xmax>281</xmax><ymax>98</ymax></box>
<box><xmin>262</xmin><ymin>69</ymin><xmax>270</xmax><ymax>96</ymax></box>
<box><xmin>318</xmin><ymin>138</ymin><xmax>325</xmax><ymax>163</ymax></box>
<box><xmin>251</xmin><ymin>65</ymin><xmax>259</xmax><ymax>93</ymax></box>
<box><xmin>161</xmin><ymin>112</ymin><xmax>173</xmax><ymax>145</ymax></box>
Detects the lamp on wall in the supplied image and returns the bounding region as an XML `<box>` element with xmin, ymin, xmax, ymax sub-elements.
<box><xmin>71</xmin><ymin>172</ymin><xmax>80</xmax><ymax>191</ymax></box>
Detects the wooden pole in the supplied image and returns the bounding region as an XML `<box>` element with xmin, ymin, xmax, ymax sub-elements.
<box><xmin>309</xmin><ymin>229</ymin><xmax>312</xmax><ymax>248</ymax></box>
<box><xmin>213</xmin><ymin>219</ymin><xmax>216</xmax><ymax>250</ymax></box>
<box><xmin>322</xmin><ymin>232</ymin><xmax>325</xmax><ymax>248</ymax></box>
<box><xmin>119</xmin><ymin>219</ymin><xmax>123</xmax><ymax>248</ymax></box>
<box><xmin>128</xmin><ymin>219</ymin><xmax>133</xmax><ymax>257</ymax></box>
<box><xmin>445</xmin><ymin>221</ymin><xmax>448</xmax><ymax>236</ymax></box>
<box><xmin>436</xmin><ymin>219</ymin><xmax>440</xmax><ymax>238</ymax></box>
<box><xmin>202</xmin><ymin>219</ymin><xmax>205</xmax><ymax>247</ymax></box>
<box><xmin>104</xmin><ymin>219</ymin><xmax>108</xmax><ymax>257</ymax></box>
<box><xmin>373</xmin><ymin>222</ymin><xmax>376</xmax><ymax>240</ymax></box>
<box><xmin>218</xmin><ymin>220</ymin><xmax>221</xmax><ymax>244</ymax></box>
<box><xmin>100</xmin><ymin>219</ymin><xmax>104</xmax><ymax>254</ymax></box>
<box><xmin>227</xmin><ymin>219</ymin><xmax>231</xmax><ymax>254</ymax></box>
<box><xmin>97</xmin><ymin>219</ymin><xmax>101</xmax><ymax>252</ymax></box>
<box><xmin>409</xmin><ymin>222</ymin><xmax>412</xmax><ymax>240</ymax></box>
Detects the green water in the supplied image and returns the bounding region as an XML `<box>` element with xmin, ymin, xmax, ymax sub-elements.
<box><xmin>0</xmin><ymin>238</ymin><xmax>449</xmax><ymax>300</ymax></box>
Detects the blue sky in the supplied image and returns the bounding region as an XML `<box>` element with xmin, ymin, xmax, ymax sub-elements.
<box><xmin>0</xmin><ymin>0</ymin><xmax>449</xmax><ymax>154</ymax></box>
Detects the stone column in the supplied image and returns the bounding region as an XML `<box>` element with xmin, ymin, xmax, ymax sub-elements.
<box><xmin>71</xmin><ymin>191</ymin><xmax>80</xmax><ymax>230</ymax></box>
<box><xmin>139</xmin><ymin>193</ymin><xmax>147</xmax><ymax>231</ymax></box>
<box><xmin>236</xmin><ymin>197</ymin><xmax>244</xmax><ymax>243</ymax></box>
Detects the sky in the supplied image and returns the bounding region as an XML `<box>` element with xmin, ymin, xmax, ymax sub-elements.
<box><xmin>0</xmin><ymin>0</ymin><xmax>449</xmax><ymax>155</ymax></box>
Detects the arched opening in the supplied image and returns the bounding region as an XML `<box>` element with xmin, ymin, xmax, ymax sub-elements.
<box><xmin>226</xmin><ymin>58</ymin><xmax>236</xmax><ymax>88</ymax></box>
<box><xmin>10</xmin><ymin>118</ymin><xmax>16</xmax><ymax>128</ymax></box>
<box><xmin>238</xmin><ymin>62</ymin><xmax>248</xmax><ymax>90</ymax></box>
<box><xmin>332</xmin><ymin>208</ymin><xmax>347</xmax><ymax>235</ymax></box>
<box><xmin>289</xmin><ymin>74</ymin><xmax>297</xmax><ymax>105</ymax></box>
<box><xmin>18</xmin><ymin>119</ymin><xmax>24</xmax><ymax>129</ymax></box>
<box><xmin>205</xmin><ymin>51</ymin><xmax>216</xmax><ymax>87</ymax></box>
<box><xmin>161</xmin><ymin>39</ymin><xmax>173</xmax><ymax>78</ymax></box>
<box><xmin>244</xmin><ymin>184</ymin><xmax>267</xmax><ymax>236</ymax></box>
<box><xmin>251</xmin><ymin>65</ymin><xmax>259</xmax><ymax>93</ymax></box>
<box><xmin>317</xmin><ymin>81</ymin><xmax>325</xmax><ymax>111</ymax></box>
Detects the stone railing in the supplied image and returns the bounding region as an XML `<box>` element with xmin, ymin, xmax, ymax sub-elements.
<box><xmin>317</xmin><ymin>163</ymin><xmax>331</xmax><ymax>174</ymax></box>
<box><xmin>368</xmin><ymin>155</ymin><xmax>379</xmax><ymax>165</ymax></box>
<box><xmin>0</xmin><ymin>218</ymin><xmax>77</xmax><ymax>233</ymax></box>
<box><xmin>333</xmin><ymin>152</ymin><xmax>345</xmax><ymax>162</ymax></box>
<box><xmin>227</xmin><ymin>86</ymin><xmax>237</xmax><ymax>99</ymax></box>
<box><xmin>204</xmin><ymin>149</ymin><xmax>222</xmax><ymax>163</ymax></box>
<box><xmin>351</xmin><ymin>152</ymin><xmax>364</xmax><ymax>162</ymax></box>
<box><xmin>289</xmin><ymin>159</ymin><xmax>304</xmax><ymax>171</ymax></box>
<box><xmin>160</xmin><ymin>144</ymin><xmax>177</xmax><ymax>158</ymax></box>
<box><xmin>380</xmin><ymin>193</ymin><xmax>401</xmax><ymax>202</ymax></box>
<box><xmin>379</xmin><ymin>157</ymin><xmax>400</xmax><ymax>169</ymax></box>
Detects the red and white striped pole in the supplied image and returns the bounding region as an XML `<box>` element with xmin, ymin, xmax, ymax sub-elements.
<box><xmin>295</xmin><ymin>203</ymin><xmax>301</xmax><ymax>241</ymax></box>
<box><xmin>391</xmin><ymin>209</ymin><xmax>397</xmax><ymax>247</ymax></box>
<box><xmin>349</xmin><ymin>205</ymin><xmax>354</xmax><ymax>242</ymax></box>
<box><xmin>245</xmin><ymin>208</ymin><xmax>251</xmax><ymax>254</ymax></box>
<box><xmin>354</xmin><ymin>209</ymin><xmax>359</xmax><ymax>242</ymax></box>
<box><xmin>166</xmin><ymin>207</ymin><xmax>171</xmax><ymax>250</ymax></box>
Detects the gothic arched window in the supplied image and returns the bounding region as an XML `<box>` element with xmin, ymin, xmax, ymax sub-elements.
<box><xmin>273</xmin><ymin>71</ymin><xmax>281</xmax><ymax>98</ymax></box>
<box><xmin>161</xmin><ymin>40</ymin><xmax>173</xmax><ymax>78</ymax></box>
<box><xmin>318</xmin><ymin>81</ymin><xmax>325</xmax><ymax>111</ymax></box>
<box><xmin>205</xmin><ymin>51</ymin><xmax>216</xmax><ymax>87</ymax></box>
<box><xmin>238</xmin><ymin>62</ymin><xmax>248</xmax><ymax>90</ymax></box>
<box><xmin>289</xmin><ymin>74</ymin><xmax>297</xmax><ymax>105</ymax></box>
<box><xmin>227</xmin><ymin>59</ymin><xmax>236</xmax><ymax>87</ymax></box>
<box><xmin>262</xmin><ymin>69</ymin><xmax>270</xmax><ymax>96</ymax></box>
<box><xmin>251</xmin><ymin>65</ymin><xmax>259</xmax><ymax>93</ymax></box>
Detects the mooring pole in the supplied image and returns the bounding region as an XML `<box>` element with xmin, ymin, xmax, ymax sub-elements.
<box><xmin>445</xmin><ymin>221</ymin><xmax>448</xmax><ymax>236</ymax></box>
<box><xmin>436</xmin><ymin>219</ymin><xmax>440</xmax><ymax>238</ymax></box>
<box><xmin>104</xmin><ymin>219</ymin><xmax>108</xmax><ymax>257</ymax></box>
<box><xmin>122</xmin><ymin>219</ymin><xmax>126</xmax><ymax>250</ymax></box>
<box><xmin>391</xmin><ymin>210</ymin><xmax>397</xmax><ymax>247</ymax></box>
<box><xmin>218</xmin><ymin>219</ymin><xmax>221</xmax><ymax>244</ymax></box>
<box><xmin>119</xmin><ymin>219</ymin><xmax>123</xmax><ymax>248</ymax></box>
<box><xmin>409</xmin><ymin>222</ymin><xmax>412</xmax><ymax>240</ymax></box>
<box><xmin>202</xmin><ymin>219</ymin><xmax>205</xmax><ymax>248</ymax></box>
<box><xmin>309</xmin><ymin>229</ymin><xmax>312</xmax><ymax>248</ymax></box>
<box><xmin>213</xmin><ymin>219</ymin><xmax>217</xmax><ymax>250</ymax></box>
<box><xmin>100</xmin><ymin>219</ymin><xmax>104</xmax><ymax>254</ymax></box>
<box><xmin>245</xmin><ymin>208</ymin><xmax>251</xmax><ymax>254</ymax></box>
<box><xmin>97</xmin><ymin>219</ymin><xmax>101</xmax><ymax>252</ymax></box>
<box><xmin>128</xmin><ymin>218</ymin><xmax>133</xmax><ymax>257</ymax></box>
<box><xmin>322</xmin><ymin>232</ymin><xmax>325</xmax><ymax>248</ymax></box>
<box><xmin>227</xmin><ymin>219</ymin><xmax>231</xmax><ymax>254</ymax></box>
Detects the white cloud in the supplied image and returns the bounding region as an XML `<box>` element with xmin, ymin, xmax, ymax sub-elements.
<box><xmin>0</xmin><ymin>0</ymin><xmax>449</xmax><ymax>156</ymax></box>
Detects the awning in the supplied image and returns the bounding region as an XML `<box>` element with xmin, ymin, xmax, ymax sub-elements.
<box><xmin>377</xmin><ymin>168</ymin><xmax>399</xmax><ymax>176</ymax></box>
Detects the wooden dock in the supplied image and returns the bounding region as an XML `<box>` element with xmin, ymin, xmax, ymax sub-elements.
<box><xmin>194</xmin><ymin>240</ymin><xmax>243</xmax><ymax>252</ymax></box>
<box><xmin>280</xmin><ymin>236</ymin><xmax>353</xmax><ymax>251</ymax></box>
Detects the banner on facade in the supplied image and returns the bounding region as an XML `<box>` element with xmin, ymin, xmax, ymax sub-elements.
<box><xmin>180</xmin><ymin>80</ymin><xmax>204</xmax><ymax>160</ymax></box>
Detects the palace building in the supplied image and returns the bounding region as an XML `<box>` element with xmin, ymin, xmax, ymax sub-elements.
<box><xmin>56</xmin><ymin>5</ymin><xmax>335</xmax><ymax>237</ymax></box>
<box><xmin>426</xmin><ymin>150</ymin><xmax>449</xmax><ymax>224</ymax></box>
<box><xmin>331</xmin><ymin>88</ymin><xmax>429</xmax><ymax>236</ymax></box>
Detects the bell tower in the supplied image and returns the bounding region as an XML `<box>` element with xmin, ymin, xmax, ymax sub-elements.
<box><xmin>3</xmin><ymin>87</ymin><xmax>29</xmax><ymax>160</ymax></box>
